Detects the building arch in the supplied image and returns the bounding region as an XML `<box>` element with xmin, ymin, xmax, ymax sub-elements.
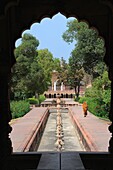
<box><xmin>10</xmin><ymin>4</ymin><xmax>112</xmax><ymax>152</ymax></box>
<box><xmin>49</xmin><ymin>94</ymin><xmax>51</xmax><ymax>98</ymax></box>
<box><xmin>66</xmin><ymin>93</ymin><xmax>68</xmax><ymax>98</ymax></box>
<box><xmin>61</xmin><ymin>93</ymin><xmax>63</xmax><ymax>98</ymax></box>
<box><xmin>3</xmin><ymin>1</ymin><xmax>111</xmax><ymax>68</ymax></box>
<box><xmin>70</xmin><ymin>94</ymin><xmax>73</xmax><ymax>98</ymax></box>
<box><xmin>54</xmin><ymin>94</ymin><xmax>56</xmax><ymax>98</ymax></box>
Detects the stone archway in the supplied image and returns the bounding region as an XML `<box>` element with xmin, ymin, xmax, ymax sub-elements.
<box><xmin>1</xmin><ymin>1</ymin><xmax>113</xmax><ymax>167</ymax></box>
<box><xmin>8</xmin><ymin>16</ymin><xmax>112</xmax><ymax>155</ymax></box>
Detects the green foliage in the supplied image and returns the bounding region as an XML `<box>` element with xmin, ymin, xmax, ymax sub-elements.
<box><xmin>14</xmin><ymin>33</ymin><xmax>39</xmax><ymax>60</ymax></box>
<box><xmin>79</xmin><ymin>97</ymin><xmax>88</xmax><ymax>103</ymax></box>
<box><xmin>27</xmin><ymin>95</ymin><xmax>45</xmax><ymax>105</ymax></box>
<box><xmin>74</xmin><ymin>96</ymin><xmax>80</xmax><ymax>102</ymax></box>
<box><xmin>62</xmin><ymin>19</ymin><xmax>105</xmax><ymax>98</ymax></box>
<box><xmin>38</xmin><ymin>95</ymin><xmax>46</xmax><ymax>104</ymax></box>
<box><xmin>10</xmin><ymin>100</ymin><xmax>30</xmax><ymax>119</ymax></box>
<box><xmin>62</xmin><ymin>19</ymin><xmax>105</xmax><ymax>78</ymax></box>
<box><xmin>53</xmin><ymin>58</ymin><xmax>61</xmax><ymax>72</ymax></box>
<box><xmin>102</xmin><ymin>89</ymin><xmax>111</xmax><ymax>105</ymax></box>
<box><xmin>79</xmin><ymin>70</ymin><xmax>111</xmax><ymax>119</ymax></box>
<box><xmin>86</xmin><ymin>98</ymin><xmax>100</xmax><ymax>116</ymax></box>
<box><xmin>37</xmin><ymin>49</ymin><xmax>61</xmax><ymax>87</ymax></box>
<box><xmin>67</xmin><ymin>52</ymin><xmax>84</xmax><ymax>97</ymax></box>
<box><xmin>11</xmin><ymin>33</ymin><xmax>48</xmax><ymax>100</ymax></box>
<box><xmin>27</xmin><ymin>98</ymin><xmax>39</xmax><ymax>104</ymax></box>
<box><xmin>62</xmin><ymin>18</ymin><xmax>109</xmax><ymax>119</ymax></box>
<box><xmin>79</xmin><ymin>97</ymin><xmax>106</xmax><ymax>117</ymax></box>
<box><xmin>58</xmin><ymin>57</ymin><xmax>68</xmax><ymax>85</ymax></box>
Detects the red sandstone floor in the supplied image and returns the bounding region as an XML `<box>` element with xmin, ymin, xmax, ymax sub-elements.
<box><xmin>10</xmin><ymin>105</ymin><xmax>111</xmax><ymax>152</ymax></box>
<box><xmin>70</xmin><ymin>105</ymin><xmax>111</xmax><ymax>151</ymax></box>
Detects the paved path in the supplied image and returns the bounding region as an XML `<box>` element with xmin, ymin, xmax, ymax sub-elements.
<box><xmin>10</xmin><ymin>103</ymin><xmax>111</xmax><ymax>152</ymax></box>
<box><xmin>10</xmin><ymin>107</ymin><xmax>48</xmax><ymax>152</ymax></box>
<box><xmin>69</xmin><ymin>105</ymin><xmax>111</xmax><ymax>151</ymax></box>
<box><xmin>38</xmin><ymin>111</ymin><xmax>85</xmax><ymax>151</ymax></box>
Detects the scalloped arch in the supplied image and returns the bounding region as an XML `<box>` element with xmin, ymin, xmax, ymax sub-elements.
<box><xmin>15</xmin><ymin>12</ymin><xmax>106</xmax><ymax>56</ymax></box>
<box><xmin>17</xmin><ymin>12</ymin><xmax>105</xmax><ymax>40</ymax></box>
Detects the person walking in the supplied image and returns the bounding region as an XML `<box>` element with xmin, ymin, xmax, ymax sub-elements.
<box><xmin>82</xmin><ymin>101</ymin><xmax>88</xmax><ymax>117</ymax></box>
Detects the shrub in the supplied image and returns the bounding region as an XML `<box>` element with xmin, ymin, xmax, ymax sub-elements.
<box><xmin>79</xmin><ymin>97</ymin><xmax>88</xmax><ymax>104</ymax></box>
<box><xmin>38</xmin><ymin>95</ymin><xmax>46</xmax><ymax>104</ymax></box>
<box><xmin>87</xmin><ymin>98</ymin><xmax>99</xmax><ymax>115</ymax></box>
<box><xmin>27</xmin><ymin>98</ymin><xmax>39</xmax><ymax>104</ymax></box>
<box><xmin>74</xmin><ymin>96</ymin><xmax>80</xmax><ymax>102</ymax></box>
<box><xmin>79</xmin><ymin>96</ymin><xmax>109</xmax><ymax>119</ymax></box>
<box><xmin>10</xmin><ymin>100</ymin><xmax>30</xmax><ymax>119</ymax></box>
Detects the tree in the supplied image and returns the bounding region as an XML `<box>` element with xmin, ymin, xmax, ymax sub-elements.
<box><xmin>15</xmin><ymin>33</ymin><xmax>39</xmax><ymax>59</ymax></box>
<box><xmin>58</xmin><ymin>57</ymin><xmax>68</xmax><ymax>85</ymax></box>
<box><xmin>68</xmin><ymin>51</ymin><xmax>84</xmax><ymax>98</ymax></box>
<box><xmin>37</xmin><ymin>49</ymin><xmax>61</xmax><ymax>87</ymax></box>
<box><xmin>25</xmin><ymin>61</ymin><xmax>47</xmax><ymax>97</ymax></box>
<box><xmin>62</xmin><ymin>19</ymin><xmax>105</xmax><ymax>78</ymax></box>
<box><xmin>11</xmin><ymin>33</ymin><xmax>46</xmax><ymax>99</ymax></box>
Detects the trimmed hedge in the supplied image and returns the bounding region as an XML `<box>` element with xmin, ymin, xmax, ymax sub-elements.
<box><xmin>38</xmin><ymin>95</ymin><xmax>46</xmax><ymax>104</ymax></box>
<box><xmin>27</xmin><ymin>98</ymin><xmax>39</xmax><ymax>104</ymax></box>
<box><xmin>10</xmin><ymin>100</ymin><xmax>30</xmax><ymax>119</ymax></box>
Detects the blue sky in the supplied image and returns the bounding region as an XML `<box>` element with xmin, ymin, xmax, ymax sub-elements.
<box><xmin>15</xmin><ymin>13</ymin><xmax>75</xmax><ymax>62</ymax></box>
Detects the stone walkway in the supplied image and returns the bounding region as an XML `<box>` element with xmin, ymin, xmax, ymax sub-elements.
<box><xmin>10</xmin><ymin>107</ymin><xmax>49</xmax><ymax>152</ymax></box>
<box><xmin>10</xmin><ymin>104</ymin><xmax>111</xmax><ymax>152</ymax></box>
<box><xmin>69</xmin><ymin>105</ymin><xmax>111</xmax><ymax>151</ymax></box>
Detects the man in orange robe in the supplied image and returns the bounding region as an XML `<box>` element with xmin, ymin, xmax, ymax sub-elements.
<box><xmin>82</xmin><ymin>101</ymin><xmax>88</xmax><ymax>117</ymax></box>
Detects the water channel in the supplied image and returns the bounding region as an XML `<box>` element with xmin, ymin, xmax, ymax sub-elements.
<box><xmin>37</xmin><ymin>108</ymin><xmax>85</xmax><ymax>152</ymax></box>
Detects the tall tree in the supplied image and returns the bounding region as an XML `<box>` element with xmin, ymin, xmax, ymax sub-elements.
<box><xmin>11</xmin><ymin>33</ymin><xmax>46</xmax><ymax>99</ymax></box>
<box><xmin>68</xmin><ymin>50</ymin><xmax>84</xmax><ymax>98</ymax></box>
<box><xmin>62</xmin><ymin>19</ymin><xmax>105</xmax><ymax>78</ymax></box>
<box><xmin>58</xmin><ymin>57</ymin><xmax>68</xmax><ymax>85</ymax></box>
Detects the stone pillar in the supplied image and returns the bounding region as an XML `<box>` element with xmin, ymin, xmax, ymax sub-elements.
<box><xmin>51</xmin><ymin>71</ymin><xmax>59</xmax><ymax>91</ymax></box>
<box><xmin>54</xmin><ymin>81</ymin><xmax>56</xmax><ymax>91</ymax></box>
<box><xmin>61</xmin><ymin>82</ymin><xmax>63</xmax><ymax>91</ymax></box>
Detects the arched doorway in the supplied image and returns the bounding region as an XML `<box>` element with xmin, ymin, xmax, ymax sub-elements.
<box><xmin>54</xmin><ymin>94</ymin><xmax>56</xmax><ymax>98</ymax></box>
<box><xmin>10</xmin><ymin>13</ymin><xmax>111</xmax><ymax>153</ymax></box>
<box><xmin>70</xmin><ymin>94</ymin><xmax>73</xmax><ymax>98</ymax></box>
<box><xmin>61</xmin><ymin>93</ymin><xmax>63</xmax><ymax>98</ymax></box>
<box><xmin>49</xmin><ymin>94</ymin><xmax>51</xmax><ymax>98</ymax></box>
<box><xmin>66</xmin><ymin>93</ymin><xmax>68</xmax><ymax>98</ymax></box>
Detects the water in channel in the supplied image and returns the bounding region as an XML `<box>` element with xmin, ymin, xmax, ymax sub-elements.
<box><xmin>37</xmin><ymin>110</ymin><xmax>85</xmax><ymax>152</ymax></box>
